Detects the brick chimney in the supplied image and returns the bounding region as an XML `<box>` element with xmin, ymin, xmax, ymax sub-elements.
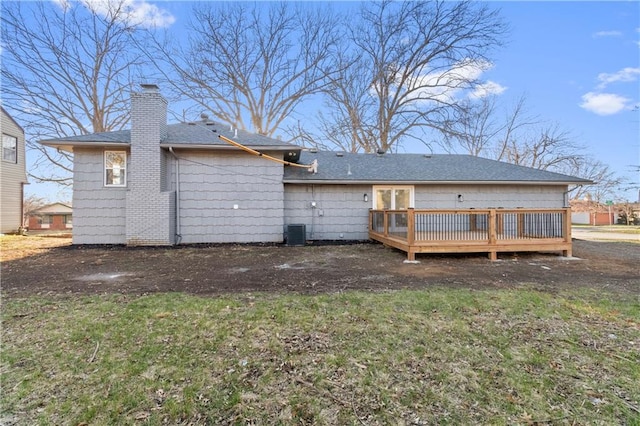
<box><xmin>126</xmin><ymin>84</ymin><xmax>175</xmax><ymax>245</ymax></box>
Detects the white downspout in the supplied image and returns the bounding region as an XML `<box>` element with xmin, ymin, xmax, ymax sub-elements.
<box><xmin>168</xmin><ymin>147</ymin><xmax>181</xmax><ymax>244</ymax></box>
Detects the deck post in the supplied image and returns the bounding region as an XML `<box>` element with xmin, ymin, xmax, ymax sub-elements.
<box><xmin>368</xmin><ymin>209</ymin><xmax>373</xmax><ymax>234</ymax></box>
<box><xmin>488</xmin><ymin>209</ymin><xmax>497</xmax><ymax>245</ymax></box>
<box><xmin>407</xmin><ymin>208</ymin><xmax>415</xmax><ymax>246</ymax></box>
<box><xmin>488</xmin><ymin>209</ymin><xmax>498</xmax><ymax>261</ymax></box>
<box><xmin>383</xmin><ymin>210</ymin><xmax>389</xmax><ymax>237</ymax></box>
<box><xmin>517</xmin><ymin>211</ymin><xmax>525</xmax><ymax>238</ymax></box>
<box><xmin>563</xmin><ymin>207</ymin><xmax>572</xmax><ymax>257</ymax></box>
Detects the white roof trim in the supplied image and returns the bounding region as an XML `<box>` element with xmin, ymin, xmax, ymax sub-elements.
<box><xmin>283</xmin><ymin>180</ymin><xmax>575</xmax><ymax>185</ymax></box>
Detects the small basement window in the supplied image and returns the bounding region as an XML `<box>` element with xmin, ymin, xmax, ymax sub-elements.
<box><xmin>105</xmin><ymin>151</ymin><xmax>127</xmax><ymax>187</ymax></box>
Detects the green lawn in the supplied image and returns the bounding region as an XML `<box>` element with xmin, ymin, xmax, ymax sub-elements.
<box><xmin>2</xmin><ymin>289</ymin><xmax>639</xmax><ymax>425</ymax></box>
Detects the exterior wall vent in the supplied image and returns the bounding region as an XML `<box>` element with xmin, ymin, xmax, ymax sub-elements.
<box><xmin>286</xmin><ymin>224</ymin><xmax>306</xmax><ymax>246</ymax></box>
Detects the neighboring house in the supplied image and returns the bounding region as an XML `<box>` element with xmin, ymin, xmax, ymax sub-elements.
<box><xmin>28</xmin><ymin>203</ymin><xmax>73</xmax><ymax>231</ymax></box>
<box><xmin>41</xmin><ymin>85</ymin><xmax>590</xmax><ymax>249</ymax></box>
<box><xmin>0</xmin><ymin>107</ymin><xmax>28</xmax><ymax>234</ymax></box>
<box><xmin>570</xmin><ymin>200</ymin><xmax>617</xmax><ymax>226</ymax></box>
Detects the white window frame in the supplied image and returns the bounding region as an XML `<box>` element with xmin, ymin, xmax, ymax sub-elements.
<box><xmin>372</xmin><ymin>185</ymin><xmax>415</xmax><ymax>210</ymax></box>
<box><xmin>2</xmin><ymin>134</ymin><xmax>17</xmax><ymax>163</ymax></box>
<box><xmin>104</xmin><ymin>151</ymin><xmax>127</xmax><ymax>187</ymax></box>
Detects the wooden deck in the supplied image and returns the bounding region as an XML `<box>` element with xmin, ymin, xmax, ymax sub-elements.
<box><xmin>369</xmin><ymin>208</ymin><xmax>572</xmax><ymax>261</ymax></box>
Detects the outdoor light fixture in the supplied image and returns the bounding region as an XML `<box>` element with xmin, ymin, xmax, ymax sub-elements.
<box><xmin>457</xmin><ymin>194</ymin><xmax>464</xmax><ymax>202</ymax></box>
<box><xmin>364</xmin><ymin>193</ymin><xmax>368</xmax><ymax>202</ymax></box>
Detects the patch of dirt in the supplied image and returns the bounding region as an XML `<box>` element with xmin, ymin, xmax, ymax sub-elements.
<box><xmin>1</xmin><ymin>237</ymin><xmax>638</xmax><ymax>298</ymax></box>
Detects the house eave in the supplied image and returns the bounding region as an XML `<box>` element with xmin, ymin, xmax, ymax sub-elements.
<box><xmin>283</xmin><ymin>179</ymin><xmax>590</xmax><ymax>185</ymax></box>
<box><xmin>160</xmin><ymin>143</ymin><xmax>299</xmax><ymax>152</ymax></box>
<box><xmin>40</xmin><ymin>141</ymin><xmax>130</xmax><ymax>152</ymax></box>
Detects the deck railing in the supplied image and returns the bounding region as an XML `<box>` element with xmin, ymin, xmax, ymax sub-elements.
<box><xmin>369</xmin><ymin>208</ymin><xmax>572</xmax><ymax>261</ymax></box>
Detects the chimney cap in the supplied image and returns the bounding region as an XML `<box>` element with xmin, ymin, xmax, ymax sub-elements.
<box><xmin>140</xmin><ymin>83</ymin><xmax>160</xmax><ymax>92</ymax></box>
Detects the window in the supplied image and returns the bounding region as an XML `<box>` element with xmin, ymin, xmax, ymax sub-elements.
<box><xmin>373</xmin><ymin>186</ymin><xmax>414</xmax><ymax>230</ymax></box>
<box><xmin>105</xmin><ymin>151</ymin><xmax>126</xmax><ymax>186</ymax></box>
<box><xmin>2</xmin><ymin>134</ymin><xmax>17</xmax><ymax>163</ymax></box>
<box><xmin>373</xmin><ymin>186</ymin><xmax>414</xmax><ymax>210</ymax></box>
<box><xmin>39</xmin><ymin>215</ymin><xmax>52</xmax><ymax>228</ymax></box>
<box><xmin>63</xmin><ymin>215</ymin><xmax>72</xmax><ymax>225</ymax></box>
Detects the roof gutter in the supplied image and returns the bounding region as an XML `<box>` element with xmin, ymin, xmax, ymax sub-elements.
<box><xmin>39</xmin><ymin>141</ymin><xmax>129</xmax><ymax>152</ymax></box>
<box><xmin>282</xmin><ymin>179</ymin><xmax>592</xmax><ymax>185</ymax></box>
<box><xmin>160</xmin><ymin>143</ymin><xmax>298</xmax><ymax>151</ymax></box>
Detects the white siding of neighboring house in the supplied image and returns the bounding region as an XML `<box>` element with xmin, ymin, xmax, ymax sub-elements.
<box><xmin>0</xmin><ymin>110</ymin><xmax>27</xmax><ymax>234</ymax></box>
<box><xmin>284</xmin><ymin>184</ymin><xmax>372</xmax><ymax>240</ymax></box>
<box><xmin>170</xmin><ymin>150</ymin><xmax>285</xmax><ymax>243</ymax></box>
<box><xmin>72</xmin><ymin>148</ymin><xmax>128</xmax><ymax>244</ymax></box>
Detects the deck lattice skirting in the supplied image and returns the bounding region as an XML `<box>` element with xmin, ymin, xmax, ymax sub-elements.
<box><xmin>369</xmin><ymin>208</ymin><xmax>572</xmax><ymax>261</ymax></box>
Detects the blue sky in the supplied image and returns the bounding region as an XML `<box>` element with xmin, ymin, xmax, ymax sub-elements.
<box><xmin>480</xmin><ymin>1</ymin><xmax>639</xmax><ymax>200</ymax></box>
<box><xmin>16</xmin><ymin>1</ymin><xmax>640</xmax><ymax>202</ymax></box>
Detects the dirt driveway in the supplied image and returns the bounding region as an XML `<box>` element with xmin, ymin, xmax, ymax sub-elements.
<box><xmin>1</xmin><ymin>236</ymin><xmax>638</xmax><ymax>298</ymax></box>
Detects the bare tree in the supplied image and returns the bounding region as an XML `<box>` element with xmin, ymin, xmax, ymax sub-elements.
<box><xmin>500</xmin><ymin>124</ymin><xmax>580</xmax><ymax>170</ymax></box>
<box><xmin>147</xmin><ymin>2</ymin><xmax>341</xmax><ymax>137</ymax></box>
<box><xmin>1</xmin><ymin>1</ymin><xmax>145</xmax><ymax>185</ymax></box>
<box><xmin>441</xmin><ymin>93</ymin><xmax>624</xmax><ymax>200</ymax></box>
<box><xmin>315</xmin><ymin>0</ymin><xmax>506</xmax><ymax>153</ymax></box>
<box><xmin>440</xmin><ymin>95</ymin><xmax>529</xmax><ymax>157</ymax></box>
<box><xmin>616</xmin><ymin>201</ymin><xmax>639</xmax><ymax>225</ymax></box>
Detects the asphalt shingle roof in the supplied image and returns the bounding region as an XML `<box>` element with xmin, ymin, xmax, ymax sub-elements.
<box><xmin>41</xmin><ymin>121</ymin><xmax>297</xmax><ymax>149</ymax></box>
<box><xmin>283</xmin><ymin>151</ymin><xmax>591</xmax><ymax>184</ymax></box>
<box><xmin>41</xmin><ymin>123</ymin><xmax>589</xmax><ymax>184</ymax></box>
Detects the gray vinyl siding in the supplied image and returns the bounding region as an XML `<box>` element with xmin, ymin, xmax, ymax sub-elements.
<box><xmin>283</xmin><ymin>183</ymin><xmax>567</xmax><ymax>242</ymax></box>
<box><xmin>72</xmin><ymin>148</ymin><xmax>127</xmax><ymax>244</ymax></box>
<box><xmin>171</xmin><ymin>151</ymin><xmax>285</xmax><ymax>243</ymax></box>
<box><xmin>284</xmin><ymin>184</ymin><xmax>372</xmax><ymax>240</ymax></box>
<box><xmin>413</xmin><ymin>184</ymin><xmax>566</xmax><ymax>209</ymax></box>
<box><xmin>0</xmin><ymin>111</ymin><xmax>27</xmax><ymax>234</ymax></box>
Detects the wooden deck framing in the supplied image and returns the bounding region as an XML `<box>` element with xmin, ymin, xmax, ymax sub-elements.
<box><xmin>369</xmin><ymin>208</ymin><xmax>572</xmax><ymax>261</ymax></box>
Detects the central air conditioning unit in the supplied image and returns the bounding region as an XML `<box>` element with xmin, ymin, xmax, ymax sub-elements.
<box><xmin>286</xmin><ymin>224</ymin><xmax>306</xmax><ymax>246</ymax></box>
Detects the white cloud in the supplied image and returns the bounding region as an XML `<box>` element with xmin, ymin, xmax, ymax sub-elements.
<box><xmin>579</xmin><ymin>92</ymin><xmax>631</xmax><ymax>116</ymax></box>
<box><xmin>52</xmin><ymin>0</ymin><xmax>71</xmax><ymax>10</ymax></box>
<box><xmin>403</xmin><ymin>59</ymin><xmax>495</xmax><ymax>103</ymax></box>
<box><xmin>592</xmin><ymin>30</ymin><xmax>622</xmax><ymax>38</ymax></box>
<box><xmin>469</xmin><ymin>81</ymin><xmax>507</xmax><ymax>99</ymax></box>
<box><xmin>53</xmin><ymin>0</ymin><xmax>175</xmax><ymax>28</ymax></box>
<box><xmin>596</xmin><ymin>67</ymin><xmax>640</xmax><ymax>89</ymax></box>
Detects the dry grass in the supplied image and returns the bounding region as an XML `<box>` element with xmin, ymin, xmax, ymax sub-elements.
<box><xmin>2</xmin><ymin>289</ymin><xmax>639</xmax><ymax>425</ymax></box>
<box><xmin>0</xmin><ymin>235</ymin><xmax>71</xmax><ymax>262</ymax></box>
